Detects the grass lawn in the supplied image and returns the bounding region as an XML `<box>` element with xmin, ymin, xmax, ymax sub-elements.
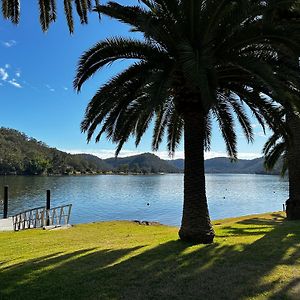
<box><xmin>0</xmin><ymin>212</ymin><xmax>300</xmax><ymax>299</ymax></box>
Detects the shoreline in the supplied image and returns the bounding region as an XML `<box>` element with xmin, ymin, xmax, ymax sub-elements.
<box><xmin>0</xmin><ymin>211</ymin><xmax>286</xmax><ymax>233</ymax></box>
<box><xmin>0</xmin><ymin>172</ymin><xmax>281</xmax><ymax>177</ymax></box>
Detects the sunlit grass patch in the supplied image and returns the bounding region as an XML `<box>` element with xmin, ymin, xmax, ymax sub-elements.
<box><xmin>1</xmin><ymin>212</ymin><xmax>300</xmax><ymax>299</ymax></box>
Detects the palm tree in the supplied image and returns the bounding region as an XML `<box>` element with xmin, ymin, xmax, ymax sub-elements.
<box><xmin>286</xmin><ymin>111</ymin><xmax>300</xmax><ymax>219</ymax></box>
<box><xmin>1</xmin><ymin>0</ymin><xmax>100</xmax><ymax>33</ymax></box>
<box><xmin>263</xmin><ymin>106</ymin><xmax>300</xmax><ymax>220</ymax></box>
<box><xmin>263</xmin><ymin>109</ymin><xmax>288</xmax><ymax>177</ymax></box>
<box><xmin>262</xmin><ymin>4</ymin><xmax>300</xmax><ymax>220</ymax></box>
<box><xmin>74</xmin><ymin>0</ymin><xmax>300</xmax><ymax>243</ymax></box>
<box><xmin>279</xmin><ymin>8</ymin><xmax>300</xmax><ymax>220</ymax></box>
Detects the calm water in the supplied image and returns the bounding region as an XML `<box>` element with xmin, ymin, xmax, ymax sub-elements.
<box><xmin>0</xmin><ymin>174</ymin><xmax>288</xmax><ymax>226</ymax></box>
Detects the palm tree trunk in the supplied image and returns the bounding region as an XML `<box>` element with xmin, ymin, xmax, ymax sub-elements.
<box><xmin>286</xmin><ymin>111</ymin><xmax>300</xmax><ymax>219</ymax></box>
<box><xmin>179</xmin><ymin>110</ymin><xmax>215</xmax><ymax>243</ymax></box>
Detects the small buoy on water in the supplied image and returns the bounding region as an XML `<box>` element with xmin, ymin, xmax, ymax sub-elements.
<box><xmin>147</xmin><ymin>203</ymin><xmax>150</xmax><ymax>206</ymax></box>
<box><xmin>223</xmin><ymin>196</ymin><xmax>226</xmax><ymax>199</ymax></box>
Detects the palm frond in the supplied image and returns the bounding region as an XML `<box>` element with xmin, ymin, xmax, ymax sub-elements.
<box><xmin>64</xmin><ymin>0</ymin><xmax>74</xmax><ymax>34</ymax></box>
<box><xmin>212</xmin><ymin>100</ymin><xmax>237</xmax><ymax>159</ymax></box>
<box><xmin>38</xmin><ymin>0</ymin><xmax>52</xmax><ymax>32</ymax></box>
<box><xmin>264</xmin><ymin>140</ymin><xmax>286</xmax><ymax>173</ymax></box>
<box><xmin>167</xmin><ymin>109</ymin><xmax>184</xmax><ymax>156</ymax></box>
<box><xmin>3</xmin><ymin>0</ymin><xmax>100</xmax><ymax>32</ymax></box>
<box><xmin>2</xmin><ymin>0</ymin><xmax>19</xmax><ymax>23</ymax></box>
<box><xmin>76</xmin><ymin>0</ymin><xmax>300</xmax><ymax>161</ymax></box>
<box><xmin>74</xmin><ymin>37</ymin><xmax>168</xmax><ymax>91</ymax></box>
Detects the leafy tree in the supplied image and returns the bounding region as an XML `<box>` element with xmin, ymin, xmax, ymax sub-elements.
<box><xmin>24</xmin><ymin>156</ymin><xmax>51</xmax><ymax>175</ymax></box>
<box><xmin>1</xmin><ymin>0</ymin><xmax>100</xmax><ymax>33</ymax></box>
<box><xmin>0</xmin><ymin>128</ymin><xmax>111</xmax><ymax>175</ymax></box>
<box><xmin>118</xmin><ymin>164</ymin><xmax>129</xmax><ymax>173</ymax></box>
<box><xmin>74</xmin><ymin>0</ymin><xmax>300</xmax><ymax>243</ymax></box>
<box><xmin>131</xmin><ymin>163</ymin><xmax>141</xmax><ymax>174</ymax></box>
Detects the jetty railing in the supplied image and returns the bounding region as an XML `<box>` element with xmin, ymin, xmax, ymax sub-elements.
<box><xmin>12</xmin><ymin>204</ymin><xmax>72</xmax><ymax>231</ymax></box>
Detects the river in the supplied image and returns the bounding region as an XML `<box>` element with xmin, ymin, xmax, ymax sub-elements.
<box><xmin>0</xmin><ymin>174</ymin><xmax>288</xmax><ymax>226</ymax></box>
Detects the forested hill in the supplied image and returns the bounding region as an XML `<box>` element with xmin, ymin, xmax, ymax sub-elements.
<box><xmin>168</xmin><ymin>157</ymin><xmax>281</xmax><ymax>175</ymax></box>
<box><xmin>0</xmin><ymin>128</ymin><xmax>111</xmax><ymax>175</ymax></box>
<box><xmin>0</xmin><ymin>128</ymin><xmax>281</xmax><ymax>175</ymax></box>
<box><xmin>0</xmin><ymin>128</ymin><xmax>179</xmax><ymax>175</ymax></box>
<box><xmin>105</xmin><ymin>153</ymin><xmax>179</xmax><ymax>174</ymax></box>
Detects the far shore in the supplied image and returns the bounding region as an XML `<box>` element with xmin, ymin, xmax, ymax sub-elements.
<box><xmin>0</xmin><ymin>171</ymin><xmax>282</xmax><ymax>177</ymax></box>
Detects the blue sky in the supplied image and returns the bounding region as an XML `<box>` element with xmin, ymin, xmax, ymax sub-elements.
<box><xmin>0</xmin><ymin>1</ymin><xmax>269</xmax><ymax>160</ymax></box>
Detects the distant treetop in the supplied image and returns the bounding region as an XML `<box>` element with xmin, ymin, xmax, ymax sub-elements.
<box><xmin>1</xmin><ymin>0</ymin><xmax>100</xmax><ymax>33</ymax></box>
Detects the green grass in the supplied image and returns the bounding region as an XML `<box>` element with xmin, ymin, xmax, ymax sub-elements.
<box><xmin>1</xmin><ymin>212</ymin><xmax>300</xmax><ymax>299</ymax></box>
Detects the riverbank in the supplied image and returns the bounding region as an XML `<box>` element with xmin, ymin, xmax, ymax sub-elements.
<box><xmin>0</xmin><ymin>212</ymin><xmax>299</xmax><ymax>299</ymax></box>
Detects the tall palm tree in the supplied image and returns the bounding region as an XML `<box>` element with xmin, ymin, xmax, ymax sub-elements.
<box><xmin>74</xmin><ymin>0</ymin><xmax>300</xmax><ymax>243</ymax></box>
<box><xmin>278</xmin><ymin>8</ymin><xmax>300</xmax><ymax>220</ymax></box>
<box><xmin>1</xmin><ymin>0</ymin><xmax>100</xmax><ymax>33</ymax></box>
<box><xmin>286</xmin><ymin>111</ymin><xmax>300</xmax><ymax>219</ymax></box>
<box><xmin>262</xmin><ymin>4</ymin><xmax>300</xmax><ymax>219</ymax></box>
<box><xmin>263</xmin><ymin>106</ymin><xmax>300</xmax><ymax>219</ymax></box>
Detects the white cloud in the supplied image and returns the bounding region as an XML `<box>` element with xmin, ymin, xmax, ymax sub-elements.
<box><xmin>2</xmin><ymin>40</ymin><xmax>17</xmax><ymax>48</ymax></box>
<box><xmin>236</xmin><ymin>152</ymin><xmax>262</xmax><ymax>159</ymax></box>
<box><xmin>63</xmin><ymin>86</ymin><xmax>68</xmax><ymax>91</ymax></box>
<box><xmin>46</xmin><ymin>84</ymin><xmax>55</xmax><ymax>92</ymax></box>
<box><xmin>0</xmin><ymin>68</ymin><xmax>8</xmax><ymax>81</ymax></box>
<box><xmin>8</xmin><ymin>79</ymin><xmax>22</xmax><ymax>88</ymax></box>
<box><xmin>0</xmin><ymin>65</ymin><xmax>22</xmax><ymax>88</ymax></box>
<box><xmin>61</xmin><ymin>149</ymin><xmax>261</xmax><ymax>161</ymax></box>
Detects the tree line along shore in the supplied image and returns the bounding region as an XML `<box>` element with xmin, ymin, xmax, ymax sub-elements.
<box><xmin>0</xmin><ymin>128</ymin><xmax>281</xmax><ymax>176</ymax></box>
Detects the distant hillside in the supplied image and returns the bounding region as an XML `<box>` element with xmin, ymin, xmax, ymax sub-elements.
<box><xmin>168</xmin><ymin>157</ymin><xmax>281</xmax><ymax>175</ymax></box>
<box><xmin>205</xmin><ymin>157</ymin><xmax>281</xmax><ymax>174</ymax></box>
<box><xmin>0</xmin><ymin>128</ymin><xmax>180</xmax><ymax>175</ymax></box>
<box><xmin>0</xmin><ymin>127</ymin><xmax>282</xmax><ymax>176</ymax></box>
<box><xmin>0</xmin><ymin>128</ymin><xmax>111</xmax><ymax>175</ymax></box>
<box><xmin>73</xmin><ymin>154</ymin><xmax>111</xmax><ymax>172</ymax></box>
<box><xmin>104</xmin><ymin>153</ymin><xmax>179</xmax><ymax>174</ymax></box>
<box><xmin>169</xmin><ymin>159</ymin><xmax>184</xmax><ymax>170</ymax></box>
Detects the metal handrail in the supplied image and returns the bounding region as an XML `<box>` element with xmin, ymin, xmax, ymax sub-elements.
<box><xmin>12</xmin><ymin>204</ymin><xmax>72</xmax><ymax>231</ymax></box>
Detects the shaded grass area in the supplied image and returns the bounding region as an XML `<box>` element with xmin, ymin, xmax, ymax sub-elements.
<box><xmin>1</xmin><ymin>212</ymin><xmax>300</xmax><ymax>299</ymax></box>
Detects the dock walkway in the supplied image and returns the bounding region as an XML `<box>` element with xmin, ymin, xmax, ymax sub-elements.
<box><xmin>0</xmin><ymin>218</ymin><xmax>13</xmax><ymax>231</ymax></box>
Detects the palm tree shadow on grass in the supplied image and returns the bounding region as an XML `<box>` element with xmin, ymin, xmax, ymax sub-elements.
<box><xmin>218</xmin><ymin>213</ymin><xmax>286</xmax><ymax>237</ymax></box>
<box><xmin>1</xmin><ymin>217</ymin><xmax>300</xmax><ymax>299</ymax></box>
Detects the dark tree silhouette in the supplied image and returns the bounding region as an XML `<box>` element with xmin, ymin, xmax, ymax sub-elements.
<box><xmin>74</xmin><ymin>0</ymin><xmax>300</xmax><ymax>243</ymax></box>
<box><xmin>1</xmin><ymin>0</ymin><xmax>100</xmax><ymax>33</ymax></box>
<box><xmin>262</xmin><ymin>5</ymin><xmax>300</xmax><ymax>219</ymax></box>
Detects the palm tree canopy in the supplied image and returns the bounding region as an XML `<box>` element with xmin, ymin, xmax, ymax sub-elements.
<box><xmin>1</xmin><ymin>0</ymin><xmax>100</xmax><ymax>33</ymax></box>
<box><xmin>74</xmin><ymin>0</ymin><xmax>300</xmax><ymax>158</ymax></box>
<box><xmin>263</xmin><ymin>131</ymin><xmax>288</xmax><ymax>176</ymax></box>
<box><xmin>262</xmin><ymin>3</ymin><xmax>300</xmax><ymax>177</ymax></box>
<box><xmin>263</xmin><ymin>106</ymin><xmax>289</xmax><ymax>176</ymax></box>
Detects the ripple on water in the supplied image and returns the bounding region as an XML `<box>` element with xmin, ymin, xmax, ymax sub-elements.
<box><xmin>0</xmin><ymin>174</ymin><xmax>288</xmax><ymax>226</ymax></box>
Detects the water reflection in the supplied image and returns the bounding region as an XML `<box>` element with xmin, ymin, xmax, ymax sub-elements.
<box><xmin>0</xmin><ymin>174</ymin><xmax>288</xmax><ymax>226</ymax></box>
